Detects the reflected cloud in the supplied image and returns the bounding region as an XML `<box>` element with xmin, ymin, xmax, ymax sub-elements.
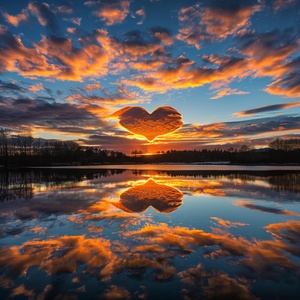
<box><xmin>112</xmin><ymin>179</ymin><xmax>183</xmax><ymax>213</ymax></box>
<box><xmin>234</xmin><ymin>200</ymin><xmax>300</xmax><ymax>216</ymax></box>
<box><xmin>210</xmin><ymin>217</ymin><xmax>249</xmax><ymax>228</ymax></box>
<box><xmin>178</xmin><ymin>264</ymin><xmax>257</xmax><ymax>300</ymax></box>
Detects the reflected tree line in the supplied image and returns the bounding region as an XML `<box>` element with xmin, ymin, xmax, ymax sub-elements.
<box><xmin>1</xmin><ymin>169</ymin><xmax>299</xmax><ymax>202</ymax></box>
<box><xmin>1</xmin><ymin>128</ymin><xmax>300</xmax><ymax>167</ymax></box>
<box><xmin>0</xmin><ymin>169</ymin><xmax>125</xmax><ymax>202</ymax></box>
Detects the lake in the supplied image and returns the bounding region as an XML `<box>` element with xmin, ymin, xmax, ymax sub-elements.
<box><xmin>1</xmin><ymin>165</ymin><xmax>300</xmax><ymax>299</ymax></box>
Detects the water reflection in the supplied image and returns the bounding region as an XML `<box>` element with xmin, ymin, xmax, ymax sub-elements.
<box><xmin>0</xmin><ymin>168</ymin><xmax>300</xmax><ymax>299</ymax></box>
<box><xmin>113</xmin><ymin>179</ymin><xmax>183</xmax><ymax>213</ymax></box>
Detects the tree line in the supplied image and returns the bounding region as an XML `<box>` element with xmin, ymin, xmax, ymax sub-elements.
<box><xmin>1</xmin><ymin>128</ymin><xmax>300</xmax><ymax>167</ymax></box>
<box><xmin>0</xmin><ymin>129</ymin><xmax>126</xmax><ymax>167</ymax></box>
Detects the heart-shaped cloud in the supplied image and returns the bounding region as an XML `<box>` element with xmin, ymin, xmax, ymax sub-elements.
<box><xmin>113</xmin><ymin>179</ymin><xmax>183</xmax><ymax>213</ymax></box>
<box><xmin>111</xmin><ymin>106</ymin><xmax>183</xmax><ymax>141</ymax></box>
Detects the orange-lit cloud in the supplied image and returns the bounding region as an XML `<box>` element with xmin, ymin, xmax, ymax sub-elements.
<box><xmin>211</xmin><ymin>87</ymin><xmax>249</xmax><ymax>100</ymax></box>
<box><xmin>83</xmin><ymin>83</ymin><xmax>102</xmax><ymax>92</ymax></box>
<box><xmin>112</xmin><ymin>179</ymin><xmax>183</xmax><ymax>213</ymax></box>
<box><xmin>0</xmin><ymin>235</ymin><xmax>114</xmax><ymax>277</ymax></box>
<box><xmin>135</xmin><ymin>8</ymin><xmax>146</xmax><ymax>25</ymax></box>
<box><xmin>111</xmin><ymin>106</ymin><xmax>184</xmax><ymax>141</ymax></box>
<box><xmin>123</xmin><ymin>56</ymin><xmax>249</xmax><ymax>93</ymax></box>
<box><xmin>2</xmin><ymin>9</ymin><xmax>29</xmax><ymax>27</ymax></box>
<box><xmin>264</xmin><ymin>75</ymin><xmax>300</xmax><ymax>98</ymax></box>
<box><xmin>28</xmin><ymin>82</ymin><xmax>45</xmax><ymax>92</ymax></box>
<box><xmin>102</xmin><ymin>285</ymin><xmax>130</xmax><ymax>300</ymax></box>
<box><xmin>150</xmin><ymin>27</ymin><xmax>173</xmax><ymax>45</ymax></box>
<box><xmin>90</xmin><ymin>0</ymin><xmax>130</xmax><ymax>26</ymax></box>
<box><xmin>210</xmin><ymin>217</ymin><xmax>248</xmax><ymax>228</ymax></box>
<box><xmin>35</xmin><ymin>35</ymin><xmax>108</xmax><ymax>81</ymax></box>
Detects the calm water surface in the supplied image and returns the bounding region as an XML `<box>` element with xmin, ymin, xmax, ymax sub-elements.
<box><xmin>0</xmin><ymin>166</ymin><xmax>300</xmax><ymax>299</ymax></box>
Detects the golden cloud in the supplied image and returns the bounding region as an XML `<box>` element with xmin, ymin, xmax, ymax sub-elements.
<box><xmin>111</xmin><ymin>106</ymin><xmax>184</xmax><ymax>141</ymax></box>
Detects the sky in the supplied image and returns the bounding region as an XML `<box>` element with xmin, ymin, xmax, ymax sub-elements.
<box><xmin>0</xmin><ymin>0</ymin><xmax>299</xmax><ymax>154</ymax></box>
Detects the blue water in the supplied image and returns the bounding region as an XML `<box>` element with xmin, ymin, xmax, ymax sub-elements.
<box><xmin>0</xmin><ymin>167</ymin><xmax>299</xmax><ymax>299</ymax></box>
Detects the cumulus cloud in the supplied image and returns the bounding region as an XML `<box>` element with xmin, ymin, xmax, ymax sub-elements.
<box><xmin>2</xmin><ymin>9</ymin><xmax>29</xmax><ymax>27</ymax></box>
<box><xmin>123</xmin><ymin>55</ymin><xmax>249</xmax><ymax>93</ymax></box>
<box><xmin>150</xmin><ymin>27</ymin><xmax>173</xmax><ymax>45</ymax></box>
<box><xmin>111</xmin><ymin>106</ymin><xmax>184</xmax><ymax>141</ymax></box>
<box><xmin>87</xmin><ymin>0</ymin><xmax>130</xmax><ymax>26</ymax></box>
<box><xmin>177</xmin><ymin>1</ymin><xmax>260</xmax><ymax>48</ymax></box>
<box><xmin>83</xmin><ymin>83</ymin><xmax>101</xmax><ymax>92</ymax></box>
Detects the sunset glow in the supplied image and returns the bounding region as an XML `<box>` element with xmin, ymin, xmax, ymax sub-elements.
<box><xmin>0</xmin><ymin>0</ymin><xmax>299</xmax><ymax>153</ymax></box>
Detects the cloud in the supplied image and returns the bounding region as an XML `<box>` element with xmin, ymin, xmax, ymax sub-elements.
<box><xmin>89</xmin><ymin>0</ymin><xmax>130</xmax><ymax>26</ymax></box>
<box><xmin>28</xmin><ymin>1</ymin><xmax>59</xmax><ymax>34</ymax></box>
<box><xmin>179</xmin><ymin>265</ymin><xmax>257</xmax><ymax>300</ymax></box>
<box><xmin>234</xmin><ymin>201</ymin><xmax>300</xmax><ymax>216</ymax></box>
<box><xmin>102</xmin><ymin>285</ymin><xmax>130</xmax><ymax>300</ymax></box>
<box><xmin>135</xmin><ymin>8</ymin><xmax>146</xmax><ymax>25</ymax></box>
<box><xmin>0</xmin><ymin>28</ymin><xmax>108</xmax><ymax>82</ymax></box>
<box><xmin>112</xmin><ymin>179</ymin><xmax>183</xmax><ymax>213</ymax></box>
<box><xmin>265</xmin><ymin>73</ymin><xmax>300</xmax><ymax>98</ymax></box>
<box><xmin>0</xmin><ymin>235</ymin><xmax>114</xmax><ymax>278</ymax></box>
<box><xmin>210</xmin><ymin>217</ymin><xmax>249</xmax><ymax>228</ymax></box>
<box><xmin>0</xmin><ymin>26</ymin><xmax>58</xmax><ymax>77</ymax></box>
<box><xmin>0</xmin><ymin>96</ymin><xmax>103</xmax><ymax>134</ymax></box>
<box><xmin>2</xmin><ymin>9</ymin><xmax>29</xmax><ymax>27</ymax></box>
<box><xmin>211</xmin><ymin>87</ymin><xmax>249</xmax><ymax>99</ymax></box>
<box><xmin>55</xmin><ymin>5</ymin><xmax>73</xmax><ymax>14</ymax></box>
<box><xmin>35</xmin><ymin>35</ymin><xmax>109</xmax><ymax>81</ymax></box>
<box><xmin>0</xmin><ymin>80</ymin><xmax>25</xmax><ymax>93</ymax></box>
<box><xmin>177</xmin><ymin>1</ymin><xmax>260</xmax><ymax>48</ymax></box>
<box><xmin>235</xmin><ymin>28</ymin><xmax>300</xmax><ymax>98</ymax></box>
<box><xmin>123</xmin><ymin>55</ymin><xmax>249</xmax><ymax>93</ymax></box>
<box><xmin>67</xmin><ymin>17</ymin><xmax>82</xmax><ymax>25</ymax></box>
<box><xmin>83</xmin><ymin>83</ymin><xmax>101</xmax><ymax>92</ymax></box>
<box><xmin>66</xmin><ymin>85</ymin><xmax>139</xmax><ymax>109</ymax></box>
<box><xmin>260</xmin><ymin>0</ymin><xmax>297</xmax><ymax>11</ymax></box>
<box><xmin>111</xmin><ymin>106</ymin><xmax>184</xmax><ymax>141</ymax></box>
<box><xmin>150</xmin><ymin>27</ymin><xmax>173</xmax><ymax>45</ymax></box>
<box><xmin>233</xmin><ymin>101</ymin><xmax>300</xmax><ymax>117</ymax></box>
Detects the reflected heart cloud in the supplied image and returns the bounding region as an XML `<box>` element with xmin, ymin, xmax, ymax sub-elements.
<box><xmin>113</xmin><ymin>179</ymin><xmax>183</xmax><ymax>213</ymax></box>
<box><xmin>111</xmin><ymin>106</ymin><xmax>183</xmax><ymax>141</ymax></box>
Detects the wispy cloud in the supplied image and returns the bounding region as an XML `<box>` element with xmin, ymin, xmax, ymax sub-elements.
<box><xmin>233</xmin><ymin>101</ymin><xmax>300</xmax><ymax>117</ymax></box>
